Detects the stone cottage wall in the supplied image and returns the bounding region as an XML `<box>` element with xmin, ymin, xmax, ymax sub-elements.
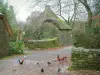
<box><xmin>59</xmin><ymin>30</ymin><xmax>71</xmax><ymax>46</ymax></box>
<box><xmin>0</xmin><ymin>20</ymin><xmax>9</xmax><ymax>58</ymax></box>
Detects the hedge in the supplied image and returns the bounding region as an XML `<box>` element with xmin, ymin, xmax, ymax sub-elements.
<box><xmin>24</xmin><ymin>37</ymin><xmax>61</xmax><ymax>49</ymax></box>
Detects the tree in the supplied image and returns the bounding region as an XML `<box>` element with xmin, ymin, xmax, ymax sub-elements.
<box><xmin>0</xmin><ymin>0</ymin><xmax>8</xmax><ymax>14</ymax></box>
<box><xmin>6</xmin><ymin>6</ymin><xmax>19</xmax><ymax>41</ymax></box>
<box><xmin>27</xmin><ymin>0</ymin><xmax>75</xmax><ymax>26</ymax></box>
<box><xmin>92</xmin><ymin>0</ymin><xmax>100</xmax><ymax>16</ymax></box>
<box><xmin>78</xmin><ymin>0</ymin><xmax>92</xmax><ymax>28</ymax></box>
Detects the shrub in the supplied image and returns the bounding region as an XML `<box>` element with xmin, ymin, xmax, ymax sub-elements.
<box><xmin>24</xmin><ymin>37</ymin><xmax>61</xmax><ymax>49</ymax></box>
<box><xmin>72</xmin><ymin>29</ymin><xmax>86</xmax><ymax>47</ymax></box>
<box><xmin>72</xmin><ymin>29</ymin><xmax>100</xmax><ymax>49</ymax></box>
<box><xmin>71</xmin><ymin>47</ymin><xmax>100</xmax><ymax>70</ymax></box>
<box><xmin>9</xmin><ymin>41</ymin><xmax>24</xmax><ymax>55</ymax></box>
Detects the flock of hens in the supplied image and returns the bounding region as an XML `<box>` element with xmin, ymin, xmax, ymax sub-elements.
<box><xmin>18</xmin><ymin>55</ymin><xmax>68</xmax><ymax>74</ymax></box>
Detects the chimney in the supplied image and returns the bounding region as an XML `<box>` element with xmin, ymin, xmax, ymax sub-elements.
<box><xmin>9</xmin><ymin>6</ymin><xmax>13</xmax><ymax>9</ymax></box>
<box><xmin>45</xmin><ymin>5</ymin><xmax>50</xmax><ymax>10</ymax></box>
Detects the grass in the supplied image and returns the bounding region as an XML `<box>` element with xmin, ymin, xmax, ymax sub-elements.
<box><xmin>0</xmin><ymin>50</ymin><xmax>32</xmax><ymax>60</ymax></box>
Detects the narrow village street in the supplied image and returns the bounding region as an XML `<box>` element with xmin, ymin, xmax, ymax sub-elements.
<box><xmin>0</xmin><ymin>46</ymin><xmax>72</xmax><ymax>75</ymax></box>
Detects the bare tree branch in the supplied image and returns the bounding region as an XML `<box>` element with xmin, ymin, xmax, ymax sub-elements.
<box><xmin>78</xmin><ymin>0</ymin><xmax>92</xmax><ymax>28</ymax></box>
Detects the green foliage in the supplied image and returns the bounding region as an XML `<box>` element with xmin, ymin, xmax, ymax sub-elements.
<box><xmin>6</xmin><ymin>6</ymin><xmax>18</xmax><ymax>29</ymax></box>
<box><xmin>9</xmin><ymin>30</ymin><xmax>18</xmax><ymax>41</ymax></box>
<box><xmin>0</xmin><ymin>0</ymin><xmax>8</xmax><ymax>14</ymax></box>
<box><xmin>24</xmin><ymin>37</ymin><xmax>61</xmax><ymax>49</ymax></box>
<box><xmin>72</xmin><ymin>29</ymin><xmax>100</xmax><ymax>49</ymax></box>
<box><xmin>9</xmin><ymin>41</ymin><xmax>24</xmax><ymax>55</ymax></box>
<box><xmin>23</xmin><ymin>23</ymin><xmax>60</xmax><ymax>40</ymax></box>
<box><xmin>85</xmin><ymin>25</ymin><xmax>100</xmax><ymax>34</ymax></box>
<box><xmin>23</xmin><ymin>24</ymin><xmax>40</xmax><ymax>40</ymax></box>
<box><xmin>72</xmin><ymin>29</ymin><xmax>86</xmax><ymax>47</ymax></box>
<box><xmin>71</xmin><ymin>47</ymin><xmax>100</xmax><ymax>70</ymax></box>
<box><xmin>6</xmin><ymin>6</ymin><xmax>19</xmax><ymax>41</ymax></box>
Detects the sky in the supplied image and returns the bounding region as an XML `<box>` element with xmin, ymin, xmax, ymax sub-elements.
<box><xmin>8</xmin><ymin>0</ymin><xmax>88</xmax><ymax>22</ymax></box>
<box><xmin>8</xmin><ymin>0</ymin><xmax>43</xmax><ymax>22</ymax></box>
<box><xmin>8</xmin><ymin>0</ymin><xmax>74</xmax><ymax>22</ymax></box>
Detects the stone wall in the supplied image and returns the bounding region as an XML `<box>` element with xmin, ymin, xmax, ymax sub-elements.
<box><xmin>71</xmin><ymin>47</ymin><xmax>100</xmax><ymax>70</ymax></box>
<box><xmin>0</xmin><ymin>20</ymin><xmax>9</xmax><ymax>58</ymax></box>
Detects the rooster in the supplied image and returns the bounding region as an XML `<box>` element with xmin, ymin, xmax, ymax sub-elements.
<box><xmin>18</xmin><ymin>59</ymin><xmax>24</xmax><ymax>65</ymax></box>
<box><xmin>18</xmin><ymin>56</ymin><xmax>27</xmax><ymax>65</ymax></box>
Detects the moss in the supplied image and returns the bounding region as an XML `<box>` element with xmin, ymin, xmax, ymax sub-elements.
<box><xmin>68</xmin><ymin>65</ymin><xmax>100</xmax><ymax>71</ymax></box>
<box><xmin>71</xmin><ymin>47</ymin><xmax>100</xmax><ymax>70</ymax></box>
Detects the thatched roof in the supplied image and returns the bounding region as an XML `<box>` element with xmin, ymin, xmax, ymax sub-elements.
<box><xmin>43</xmin><ymin>18</ymin><xmax>71</xmax><ymax>30</ymax></box>
<box><xmin>37</xmin><ymin>5</ymin><xmax>72</xmax><ymax>30</ymax></box>
<box><xmin>0</xmin><ymin>13</ymin><xmax>13</xmax><ymax>36</ymax></box>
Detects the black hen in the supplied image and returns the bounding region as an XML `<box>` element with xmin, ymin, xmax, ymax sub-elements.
<box><xmin>41</xmin><ymin>68</ymin><xmax>44</xmax><ymax>73</ymax></box>
<box><xmin>58</xmin><ymin>67</ymin><xmax>61</xmax><ymax>73</ymax></box>
<box><xmin>47</xmin><ymin>62</ymin><xmax>51</xmax><ymax>66</ymax></box>
<box><xmin>37</xmin><ymin>62</ymin><xmax>39</xmax><ymax>65</ymax></box>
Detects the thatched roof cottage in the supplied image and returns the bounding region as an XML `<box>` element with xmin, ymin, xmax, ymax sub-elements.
<box><xmin>0</xmin><ymin>13</ymin><xmax>13</xmax><ymax>57</ymax></box>
<box><xmin>27</xmin><ymin>5</ymin><xmax>72</xmax><ymax>46</ymax></box>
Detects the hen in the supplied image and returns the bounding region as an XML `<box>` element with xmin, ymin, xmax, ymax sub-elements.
<box><xmin>41</xmin><ymin>68</ymin><xmax>44</xmax><ymax>73</ymax></box>
<box><xmin>58</xmin><ymin>67</ymin><xmax>61</xmax><ymax>73</ymax></box>
<box><xmin>57</xmin><ymin>55</ymin><xmax>67</xmax><ymax>61</ymax></box>
<box><xmin>37</xmin><ymin>62</ymin><xmax>39</xmax><ymax>65</ymax></box>
<box><xmin>47</xmin><ymin>62</ymin><xmax>51</xmax><ymax>66</ymax></box>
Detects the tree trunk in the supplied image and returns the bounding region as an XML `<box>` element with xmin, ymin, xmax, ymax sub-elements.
<box><xmin>83</xmin><ymin>4</ymin><xmax>92</xmax><ymax>28</ymax></box>
<box><xmin>78</xmin><ymin>0</ymin><xmax>92</xmax><ymax>28</ymax></box>
<box><xmin>87</xmin><ymin>10</ymin><xmax>92</xmax><ymax>28</ymax></box>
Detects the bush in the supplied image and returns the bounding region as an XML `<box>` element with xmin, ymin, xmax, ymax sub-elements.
<box><xmin>9</xmin><ymin>41</ymin><xmax>24</xmax><ymax>55</ymax></box>
<box><xmin>72</xmin><ymin>29</ymin><xmax>85</xmax><ymax>47</ymax></box>
<box><xmin>71</xmin><ymin>47</ymin><xmax>100</xmax><ymax>70</ymax></box>
<box><xmin>72</xmin><ymin>29</ymin><xmax>100</xmax><ymax>49</ymax></box>
<box><xmin>24</xmin><ymin>37</ymin><xmax>61</xmax><ymax>49</ymax></box>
